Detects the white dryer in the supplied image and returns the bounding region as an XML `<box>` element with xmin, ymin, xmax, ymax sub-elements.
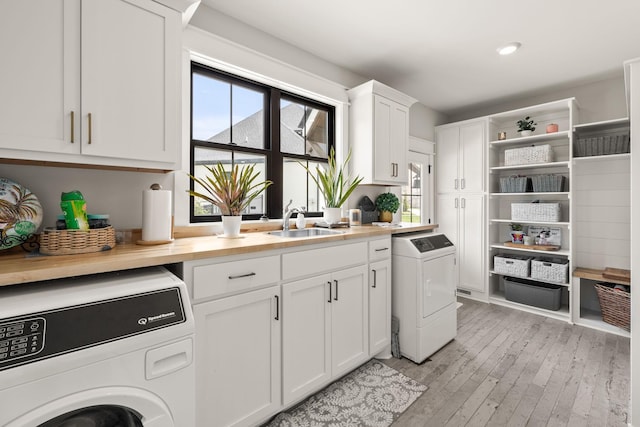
<box><xmin>392</xmin><ymin>232</ymin><xmax>457</xmax><ymax>363</ymax></box>
<box><xmin>0</xmin><ymin>267</ymin><xmax>195</xmax><ymax>427</ymax></box>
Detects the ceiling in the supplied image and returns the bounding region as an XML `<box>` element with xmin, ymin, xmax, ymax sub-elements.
<box><xmin>199</xmin><ymin>0</ymin><xmax>640</xmax><ymax>116</ymax></box>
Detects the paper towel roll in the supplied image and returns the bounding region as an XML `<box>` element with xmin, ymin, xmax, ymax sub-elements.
<box><xmin>141</xmin><ymin>186</ymin><xmax>173</xmax><ymax>243</ymax></box>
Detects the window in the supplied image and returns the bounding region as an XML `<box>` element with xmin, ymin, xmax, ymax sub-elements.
<box><xmin>190</xmin><ymin>63</ymin><xmax>334</xmax><ymax>222</ymax></box>
<box><xmin>401</xmin><ymin>151</ymin><xmax>433</xmax><ymax>224</ymax></box>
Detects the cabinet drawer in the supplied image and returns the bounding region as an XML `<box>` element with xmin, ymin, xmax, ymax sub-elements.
<box><xmin>192</xmin><ymin>255</ymin><xmax>280</xmax><ymax>301</ymax></box>
<box><xmin>369</xmin><ymin>237</ymin><xmax>392</xmax><ymax>261</ymax></box>
<box><xmin>282</xmin><ymin>242</ymin><xmax>367</xmax><ymax>280</ymax></box>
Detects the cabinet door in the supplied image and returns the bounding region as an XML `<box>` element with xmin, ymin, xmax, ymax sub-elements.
<box><xmin>193</xmin><ymin>286</ymin><xmax>281</xmax><ymax>427</ymax></box>
<box><xmin>369</xmin><ymin>259</ymin><xmax>391</xmax><ymax>356</ymax></box>
<box><xmin>0</xmin><ymin>0</ymin><xmax>80</xmax><ymax>154</ymax></box>
<box><xmin>81</xmin><ymin>0</ymin><xmax>179</xmax><ymax>163</ymax></box>
<box><xmin>436</xmin><ymin>193</ymin><xmax>460</xmax><ymax>247</ymax></box>
<box><xmin>331</xmin><ymin>265</ymin><xmax>369</xmax><ymax>378</ymax></box>
<box><xmin>459</xmin><ymin>194</ymin><xmax>485</xmax><ymax>292</ymax></box>
<box><xmin>435</xmin><ymin>126</ymin><xmax>460</xmax><ymax>193</ymax></box>
<box><xmin>282</xmin><ymin>275</ymin><xmax>332</xmax><ymax>405</ymax></box>
<box><xmin>459</xmin><ymin>121</ymin><xmax>485</xmax><ymax>193</ymax></box>
<box><xmin>374</xmin><ymin>95</ymin><xmax>408</xmax><ymax>184</ymax></box>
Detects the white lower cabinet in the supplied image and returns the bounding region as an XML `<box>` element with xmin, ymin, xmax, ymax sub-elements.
<box><xmin>282</xmin><ymin>265</ymin><xmax>368</xmax><ymax>406</ymax></box>
<box><xmin>193</xmin><ymin>285</ymin><xmax>281</xmax><ymax>427</ymax></box>
<box><xmin>369</xmin><ymin>258</ymin><xmax>391</xmax><ymax>356</ymax></box>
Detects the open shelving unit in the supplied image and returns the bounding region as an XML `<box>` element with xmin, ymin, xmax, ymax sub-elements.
<box><xmin>487</xmin><ymin>98</ymin><xmax>577</xmax><ymax>321</ymax></box>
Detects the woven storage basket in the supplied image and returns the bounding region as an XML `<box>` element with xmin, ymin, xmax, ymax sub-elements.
<box><xmin>575</xmin><ymin>134</ymin><xmax>630</xmax><ymax>157</ymax></box>
<box><xmin>39</xmin><ymin>226</ymin><xmax>116</xmax><ymax>255</ymax></box>
<box><xmin>499</xmin><ymin>176</ymin><xmax>530</xmax><ymax>193</ymax></box>
<box><xmin>594</xmin><ymin>283</ymin><xmax>630</xmax><ymax>331</ymax></box>
<box><xmin>505</xmin><ymin>144</ymin><xmax>553</xmax><ymax>166</ymax></box>
<box><xmin>531</xmin><ymin>175</ymin><xmax>566</xmax><ymax>192</ymax></box>
<box><xmin>511</xmin><ymin>203</ymin><xmax>560</xmax><ymax>222</ymax></box>
<box><xmin>530</xmin><ymin>257</ymin><xmax>569</xmax><ymax>283</ymax></box>
<box><xmin>494</xmin><ymin>254</ymin><xmax>532</xmax><ymax>278</ymax></box>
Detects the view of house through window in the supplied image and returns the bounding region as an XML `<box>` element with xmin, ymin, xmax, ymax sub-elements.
<box><xmin>401</xmin><ymin>151</ymin><xmax>433</xmax><ymax>224</ymax></box>
<box><xmin>190</xmin><ymin>63</ymin><xmax>334</xmax><ymax>222</ymax></box>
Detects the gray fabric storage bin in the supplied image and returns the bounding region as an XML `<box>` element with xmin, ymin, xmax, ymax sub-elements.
<box><xmin>503</xmin><ymin>276</ymin><xmax>562</xmax><ymax>311</ymax></box>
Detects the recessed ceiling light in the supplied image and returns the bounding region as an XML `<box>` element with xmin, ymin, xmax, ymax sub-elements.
<box><xmin>497</xmin><ymin>42</ymin><xmax>521</xmax><ymax>56</ymax></box>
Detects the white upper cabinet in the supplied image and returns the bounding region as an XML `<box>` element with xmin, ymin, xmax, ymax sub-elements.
<box><xmin>348</xmin><ymin>80</ymin><xmax>416</xmax><ymax>185</ymax></box>
<box><xmin>0</xmin><ymin>0</ymin><xmax>181</xmax><ymax>170</ymax></box>
<box><xmin>436</xmin><ymin>119</ymin><xmax>486</xmax><ymax>193</ymax></box>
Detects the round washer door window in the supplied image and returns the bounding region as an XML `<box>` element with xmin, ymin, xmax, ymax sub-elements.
<box><xmin>37</xmin><ymin>405</ymin><xmax>143</xmax><ymax>427</ymax></box>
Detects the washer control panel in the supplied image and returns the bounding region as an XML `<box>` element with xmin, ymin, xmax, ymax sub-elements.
<box><xmin>0</xmin><ymin>318</ymin><xmax>45</xmax><ymax>363</ymax></box>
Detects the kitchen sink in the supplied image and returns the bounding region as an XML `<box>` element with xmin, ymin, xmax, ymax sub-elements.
<box><xmin>267</xmin><ymin>228</ymin><xmax>345</xmax><ymax>238</ymax></box>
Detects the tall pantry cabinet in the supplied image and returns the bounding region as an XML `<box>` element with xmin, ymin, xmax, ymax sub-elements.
<box><xmin>435</xmin><ymin>119</ymin><xmax>488</xmax><ymax>298</ymax></box>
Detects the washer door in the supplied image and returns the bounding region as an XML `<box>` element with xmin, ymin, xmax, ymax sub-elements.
<box><xmin>4</xmin><ymin>387</ymin><xmax>173</xmax><ymax>427</ymax></box>
<box><xmin>38</xmin><ymin>405</ymin><xmax>142</xmax><ymax>427</ymax></box>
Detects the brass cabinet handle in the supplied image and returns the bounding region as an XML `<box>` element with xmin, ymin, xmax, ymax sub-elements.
<box><xmin>88</xmin><ymin>113</ymin><xmax>92</xmax><ymax>144</ymax></box>
<box><xmin>70</xmin><ymin>111</ymin><xmax>75</xmax><ymax>143</ymax></box>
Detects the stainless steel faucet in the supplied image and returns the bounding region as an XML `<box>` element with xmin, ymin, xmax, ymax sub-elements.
<box><xmin>283</xmin><ymin>200</ymin><xmax>299</xmax><ymax>231</ymax></box>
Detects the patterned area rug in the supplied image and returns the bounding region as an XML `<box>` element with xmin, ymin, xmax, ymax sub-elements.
<box><xmin>266</xmin><ymin>360</ymin><xmax>427</xmax><ymax>427</ymax></box>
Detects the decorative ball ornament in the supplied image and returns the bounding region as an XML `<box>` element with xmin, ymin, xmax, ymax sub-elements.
<box><xmin>0</xmin><ymin>178</ymin><xmax>43</xmax><ymax>250</ymax></box>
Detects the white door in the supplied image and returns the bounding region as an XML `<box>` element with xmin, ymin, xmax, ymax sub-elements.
<box><xmin>435</xmin><ymin>126</ymin><xmax>460</xmax><ymax>193</ymax></box>
<box><xmin>369</xmin><ymin>259</ymin><xmax>391</xmax><ymax>356</ymax></box>
<box><xmin>282</xmin><ymin>275</ymin><xmax>331</xmax><ymax>405</ymax></box>
<box><xmin>460</xmin><ymin>121</ymin><xmax>485</xmax><ymax>193</ymax></box>
<box><xmin>0</xmin><ymin>0</ymin><xmax>80</xmax><ymax>154</ymax></box>
<box><xmin>420</xmin><ymin>254</ymin><xmax>456</xmax><ymax>325</ymax></box>
<box><xmin>81</xmin><ymin>0</ymin><xmax>179</xmax><ymax>162</ymax></box>
<box><xmin>331</xmin><ymin>266</ymin><xmax>368</xmax><ymax>378</ymax></box>
<box><xmin>403</xmin><ymin>150</ymin><xmax>434</xmax><ymax>225</ymax></box>
<box><xmin>193</xmin><ymin>286</ymin><xmax>281</xmax><ymax>427</ymax></box>
<box><xmin>459</xmin><ymin>194</ymin><xmax>485</xmax><ymax>292</ymax></box>
<box><xmin>374</xmin><ymin>95</ymin><xmax>393</xmax><ymax>182</ymax></box>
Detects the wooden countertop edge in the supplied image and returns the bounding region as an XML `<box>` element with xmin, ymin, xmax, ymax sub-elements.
<box><xmin>0</xmin><ymin>224</ymin><xmax>437</xmax><ymax>287</ymax></box>
<box><xmin>573</xmin><ymin>267</ymin><xmax>631</xmax><ymax>286</ymax></box>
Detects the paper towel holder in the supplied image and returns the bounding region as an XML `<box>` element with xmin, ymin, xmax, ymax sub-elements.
<box><xmin>136</xmin><ymin>183</ymin><xmax>174</xmax><ymax>246</ymax></box>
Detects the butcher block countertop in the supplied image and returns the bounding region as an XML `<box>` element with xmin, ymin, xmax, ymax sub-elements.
<box><xmin>0</xmin><ymin>223</ymin><xmax>437</xmax><ymax>287</ymax></box>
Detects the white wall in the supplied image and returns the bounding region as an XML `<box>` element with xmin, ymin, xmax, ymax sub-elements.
<box><xmin>448</xmin><ymin>74</ymin><xmax>627</xmax><ymax>124</ymax></box>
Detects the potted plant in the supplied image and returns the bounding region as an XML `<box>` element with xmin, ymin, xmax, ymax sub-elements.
<box><xmin>187</xmin><ymin>163</ymin><xmax>272</xmax><ymax>237</ymax></box>
<box><xmin>516</xmin><ymin>116</ymin><xmax>536</xmax><ymax>136</ymax></box>
<box><xmin>302</xmin><ymin>147</ymin><xmax>363</xmax><ymax>224</ymax></box>
<box><xmin>509</xmin><ymin>223</ymin><xmax>525</xmax><ymax>244</ymax></box>
<box><xmin>375</xmin><ymin>192</ymin><xmax>400</xmax><ymax>222</ymax></box>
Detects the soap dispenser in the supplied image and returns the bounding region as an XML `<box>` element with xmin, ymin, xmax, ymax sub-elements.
<box><xmin>296</xmin><ymin>212</ymin><xmax>306</xmax><ymax>229</ymax></box>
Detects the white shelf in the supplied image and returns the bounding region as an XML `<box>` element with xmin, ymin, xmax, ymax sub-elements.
<box><xmin>490</xmin><ymin>192</ymin><xmax>569</xmax><ymax>198</ymax></box>
<box><xmin>490</xmin><ymin>219</ymin><xmax>570</xmax><ymax>227</ymax></box>
<box><xmin>490</xmin><ymin>243</ymin><xmax>570</xmax><ymax>257</ymax></box>
<box><xmin>576</xmin><ymin>308</ymin><xmax>630</xmax><ymax>338</ymax></box>
<box><xmin>488</xmin><ymin>98</ymin><xmax>575</xmax><ymax>122</ymax></box>
<box><xmin>490</xmin><ymin>161</ymin><xmax>570</xmax><ymax>172</ymax></box>
<box><xmin>489</xmin><ymin>130</ymin><xmax>570</xmax><ymax>146</ymax></box>
<box><xmin>573</xmin><ymin>117</ymin><xmax>629</xmax><ymax>133</ymax></box>
<box><xmin>489</xmin><ymin>270</ymin><xmax>570</xmax><ymax>287</ymax></box>
<box><xmin>572</xmin><ymin>153</ymin><xmax>630</xmax><ymax>163</ymax></box>
<box><xmin>489</xmin><ymin>292</ymin><xmax>570</xmax><ymax>322</ymax></box>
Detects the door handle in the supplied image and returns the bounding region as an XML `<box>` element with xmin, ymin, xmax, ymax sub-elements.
<box><xmin>374</xmin><ymin>247</ymin><xmax>389</xmax><ymax>252</ymax></box>
<box><xmin>87</xmin><ymin>113</ymin><xmax>93</xmax><ymax>144</ymax></box>
<box><xmin>454</xmin><ymin>198</ymin><xmax>458</xmax><ymax>209</ymax></box>
<box><xmin>70</xmin><ymin>111</ymin><xmax>75</xmax><ymax>143</ymax></box>
<box><xmin>372</xmin><ymin>269</ymin><xmax>377</xmax><ymax>288</ymax></box>
<box><xmin>461</xmin><ymin>178</ymin><xmax>465</xmax><ymax>189</ymax></box>
<box><xmin>274</xmin><ymin>295</ymin><xmax>279</xmax><ymax>321</ymax></box>
<box><xmin>228</xmin><ymin>272</ymin><xmax>256</xmax><ymax>280</ymax></box>
<box><xmin>454</xmin><ymin>178</ymin><xmax>458</xmax><ymax>189</ymax></box>
<box><xmin>327</xmin><ymin>281</ymin><xmax>332</xmax><ymax>303</ymax></box>
<box><xmin>334</xmin><ymin>279</ymin><xmax>339</xmax><ymax>301</ymax></box>
<box><xmin>461</xmin><ymin>198</ymin><xmax>466</xmax><ymax>208</ymax></box>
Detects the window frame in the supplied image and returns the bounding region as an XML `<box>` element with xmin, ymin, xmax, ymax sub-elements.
<box><xmin>190</xmin><ymin>62</ymin><xmax>335</xmax><ymax>223</ymax></box>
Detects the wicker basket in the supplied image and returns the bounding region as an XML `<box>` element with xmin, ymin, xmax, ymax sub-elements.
<box><xmin>505</xmin><ymin>144</ymin><xmax>553</xmax><ymax>166</ymax></box>
<box><xmin>594</xmin><ymin>283</ymin><xmax>630</xmax><ymax>331</ymax></box>
<box><xmin>511</xmin><ymin>202</ymin><xmax>560</xmax><ymax>222</ymax></box>
<box><xmin>39</xmin><ymin>226</ymin><xmax>116</xmax><ymax>255</ymax></box>
<box><xmin>499</xmin><ymin>176</ymin><xmax>531</xmax><ymax>193</ymax></box>
<box><xmin>494</xmin><ymin>254</ymin><xmax>532</xmax><ymax>278</ymax></box>
<box><xmin>530</xmin><ymin>175</ymin><xmax>566</xmax><ymax>192</ymax></box>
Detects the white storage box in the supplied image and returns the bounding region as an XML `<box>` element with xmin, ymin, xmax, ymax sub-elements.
<box><xmin>494</xmin><ymin>254</ymin><xmax>532</xmax><ymax>278</ymax></box>
<box><xmin>505</xmin><ymin>144</ymin><xmax>553</xmax><ymax>166</ymax></box>
<box><xmin>511</xmin><ymin>202</ymin><xmax>560</xmax><ymax>222</ymax></box>
<box><xmin>531</xmin><ymin>257</ymin><xmax>569</xmax><ymax>284</ymax></box>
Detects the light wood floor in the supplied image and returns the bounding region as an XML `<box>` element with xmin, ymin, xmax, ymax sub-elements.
<box><xmin>384</xmin><ymin>298</ymin><xmax>630</xmax><ymax>427</ymax></box>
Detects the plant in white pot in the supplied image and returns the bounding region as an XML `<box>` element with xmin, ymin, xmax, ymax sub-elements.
<box><xmin>187</xmin><ymin>163</ymin><xmax>272</xmax><ymax>237</ymax></box>
<box><xmin>302</xmin><ymin>147</ymin><xmax>363</xmax><ymax>225</ymax></box>
<box><xmin>516</xmin><ymin>116</ymin><xmax>536</xmax><ymax>136</ymax></box>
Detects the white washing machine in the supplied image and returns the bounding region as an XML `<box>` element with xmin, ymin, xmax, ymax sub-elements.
<box><xmin>0</xmin><ymin>267</ymin><xmax>195</xmax><ymax>427</ymax></box>
<box><xmin>392</xmin><ymin>232</ymin><xmax>457</xmax><ymax>363</ymax></box>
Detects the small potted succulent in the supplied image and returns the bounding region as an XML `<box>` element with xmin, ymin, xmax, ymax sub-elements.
<box><xmin>375</xmin><ymin>192</ymin><xmax>400</xmax><ymax>222</ymax></box>
<box><xmin>509</xmin><ymin>223</ymin><xmax>525</xmax><ymax>244</ymax></box>
<box><xmin>516</xmin><ymin>116</ymin><xmax>536</xmax><ymax>136</ymax></box>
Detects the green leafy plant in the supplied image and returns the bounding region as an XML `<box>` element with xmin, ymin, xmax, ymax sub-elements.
<box><xmin>375</xmin><ymin>192</ymin><xmax>400</xmax><ymax>213</ymax></box>
<box><xmin>187</xmin><ymin>163</ymin><xmax>272</xmax><ymax>216</ymax></box>
<box><xmin>301</xmin><ymin>147</ymin><xmax>363</xmax><ymax>208</ymax></box>
<box><xmin>516</xmin><ymin>116</ymin><xmax>536</xmax><ymax>132</ymax></box>
<box><xmin>509</xmin><ymin>223</ymin><xmax>523</xmax><ymax>231</ymax></box>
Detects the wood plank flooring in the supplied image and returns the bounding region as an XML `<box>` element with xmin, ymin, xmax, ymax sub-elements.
<box><xmin>384</xmin><ymin>298</ymin><xmax>630</xmax><ymax>427</ymax></box>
